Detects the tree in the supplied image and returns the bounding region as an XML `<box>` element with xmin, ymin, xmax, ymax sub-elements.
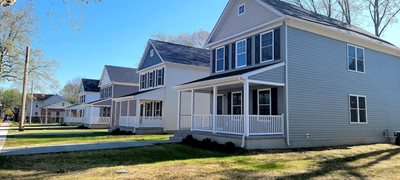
<box><xmin>0</xmin><ymin>0</ymin><xmax>16</xmax><ymax>7</ymax></box>
<box><xmin>61</xmin><ymin>77</ymin><xmax>81</xmax><ymax>104</ymax></box>
<box><xmin>0</xmin><ymin>88</ymin><xmax>21</xmax><ymax>119</ymax></box>
<box><xmin>151</xmin><ymin>29</ymin><xmax>210</xmax><ymax>48</ymax></box>
<box><xmin>366</xmin><ymin>0</ymin><xmax>400</xmax><ymax>37</ymax></box>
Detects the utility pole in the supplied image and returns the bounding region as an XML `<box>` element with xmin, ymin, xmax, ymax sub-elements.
<box><xmin>19</xmin><ymin>47</ymin><xmax>30</xmax><ymax>131</ymax></box>
<box><xmin>29</xmin><ymin>80</ymin><xmax>34</xmax><ymax>124</ymax></box>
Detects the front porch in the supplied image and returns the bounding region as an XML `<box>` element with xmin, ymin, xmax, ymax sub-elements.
<box><xmin>84</xmin><ymin>99</ymin><xmax>112</xmax><ymax>128</ymax></box>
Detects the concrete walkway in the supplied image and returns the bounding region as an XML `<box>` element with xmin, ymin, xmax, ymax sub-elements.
<box><xmin>0</xmin><ymin>121</ymin><xmax>11</xmax><ymax>153</ymax></box>
<box><xmin>0</xmin><ymin>140</ymin><xmax>173</xmax><ymax>156</ymax></box>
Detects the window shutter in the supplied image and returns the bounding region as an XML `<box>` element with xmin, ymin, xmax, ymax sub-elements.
<box><xmin>161</xmin><ymin>68</ymin><xmax>164</xmax><ymax>85</ymax></box>
<box><xmin>274</xmin><ymin>28</ymin><xmax>281</xmax><ymax>60</ymax></box>
<box><xmin>231</xmin><ymin>43</ymin><xmax>236</xmax><ymax>69</ymax></box>
<box><xmin>211</xmin><ymin>49</ymin><xmax>216</xmax><ymax>73</ymax></box>
<box><xmin>224</xmin><ymin>45</ymin><xmax>229</xmax><ymax>71</ymax></box>
<box><xmin>271</xmin><ymin>88</ymin><xmax>278</xmax><ymax>115</ymax></box>
<box><xmin>255</xmin><ymin>34</ymin><xmax>260</xmax><ymax>64</ymax></box>
<box><xmin>160</xmin><ymin>101</ymin><xmax>163</xmax><ymax>116</ymax></box>
<box><xmin>247</xmin><ymin>37</ymin><xmax>252</xmax><ymax>66</ymax></box>
<box><xmin>227</xmin><ymin>92</ymin><xmax>232</xmax><ymax>115</ymax></box>
<box><xmin>252</xmin><ymin>89</ymin><xmax>258</xmax><ymax>115</ymax></box>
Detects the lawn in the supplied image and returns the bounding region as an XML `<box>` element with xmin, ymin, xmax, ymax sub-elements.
<box><xmin>3</xmin><ymin>125</ymin><xmax>172</xmax><ymax>149</ymax></box>
<box><xmin>0</xmin><ymin>143</ymin><xmax>399</xmax><ymax>179</ymax></box>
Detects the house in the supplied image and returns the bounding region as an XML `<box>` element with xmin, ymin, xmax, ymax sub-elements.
<box><xmin>111</xmin><ymin>39</ymin><xmax>210</xmax><ymax>134</ymax></box>
<box><xmin>65</xmin><ymin>78</ymin><xmax>100</xmax><ymax>126</ymax></box>
<box><xmin>84</xmin><ymin>65</ymin><xmax>139</xmax><ymax>128</ymax></box>
<box><xmin>26</xmin><ymin>94</ymin><xmax>71</xmax><ymax>123</ymax></box>
<box><xmin>175</xmin><ymin>0</ymin><xmax>400</xmax><ymax>149</ymax></box>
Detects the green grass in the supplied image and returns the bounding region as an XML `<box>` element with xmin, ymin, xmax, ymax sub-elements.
<box><xmin>0</xmin><ymin>143</ymin><xmax>399</xmax><ymax>179</ymax></box>
<box><xmin>3</xmin><ymin>125</ymin><xmax>171</xmax><ymax>148</ymax></box>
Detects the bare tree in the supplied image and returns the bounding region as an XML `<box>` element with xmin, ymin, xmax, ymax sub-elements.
<box><xmin>151</xmin><ymin>29</ymin><xmax>210</xmax><ymax>48</ymax></box>
<box><xmin>366</xmin><ymin>0</ymin><xmax>400</xmax><ymax>37</ymax></box>
<box><xmin>60</xmin><ymin>77</ymin><xmax>81</xmax><ymax>104</ymax></box>
<box><xmin>0</xmin><ymin>0</ymin><xmax>16</xmax><ymax>7</ymax></box>
<box><xmin>336</xmin><ymin>0</ymin><xmax>352</xmax><ymax>24</ymax></box>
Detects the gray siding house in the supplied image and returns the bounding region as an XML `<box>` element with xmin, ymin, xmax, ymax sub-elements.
<box><xmin>176</xmin><ymin>0</ymin><xmax>400</xmax><ymax>149</ymax></box>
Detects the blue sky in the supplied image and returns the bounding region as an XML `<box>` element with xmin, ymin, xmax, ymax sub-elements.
<box><xmin>3</xmin><ymin>0</ymin><xmax>400</xmax><ymax>92</ymax></box>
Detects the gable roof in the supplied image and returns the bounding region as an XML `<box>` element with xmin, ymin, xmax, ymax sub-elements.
<box><xmin>81</xmin><ymin>79</ymin><xmax>100</xmax><ymax>92</ymax></box>
<box><xmin>29</xmin><ymin>94</ymin><xmax>53</xmax><ymax>101</ymax></box>
<box><xmin>260</xmin><ymin>0</ymin><xmax>394</xmax><ymax>46</ymax></box>
<box><xmin>150</xmin><ymin>39</ymin><xmax>210</xmax><ymax>67</ymax></box>
<box><xmin>104</xmin><ymin>65</ymin><xmax>139</xmax><ymax>84</ymax></box>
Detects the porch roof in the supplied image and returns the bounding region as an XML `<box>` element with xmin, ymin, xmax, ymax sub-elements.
<box><xmin>86</xmin><ymin>98</ymin><xmax>111</xmax><ymax>106</ymax></box>
<box><xmin>65</xmin><ymin>104</ymin><xmax>83</xmax><ymax>110</ymax></box>
<box><xmin>113</xmin><ymin>88</ymin><xmax>165</xmax><ymax>102</ymax></box>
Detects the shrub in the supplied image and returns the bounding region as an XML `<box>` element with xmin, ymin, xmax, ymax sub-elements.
<box><xmin>181</xmin><ymin>135</ymin><xmax>243</xmax><ymax>153</ymax></box>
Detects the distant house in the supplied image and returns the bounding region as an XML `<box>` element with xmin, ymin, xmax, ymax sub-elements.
<box><xmin>175</xmin><ymin>0</ymin><xmax>400</xmax><ymax>149</ymax></box>
<box><xmin>112</xmin><ymin>39</ymin><xmax>210</xmax><ymax>133</ymax></box>
<box><xmin>26</xmin><ymin>94</ymin><xmax>70</xmax><ymax>123</ymax></box>
<box><xmin>65</xmin><ymin>78</ymin><xmax>100</xmax><ymax>126</ymax></box>
<box><xmin>84</xmin><ymin>65</ymin><xmax>139</xmax><ymax>128</ymax></box>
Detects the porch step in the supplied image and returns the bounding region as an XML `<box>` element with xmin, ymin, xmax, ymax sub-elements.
<box><xmin>170</xmin><ymin>130</ymin><xmax>191</xmax><ymax>142</ymax></box>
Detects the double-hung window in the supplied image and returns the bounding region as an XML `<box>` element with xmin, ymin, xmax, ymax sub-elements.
<box><xmin>140</xmin><ymin>75</ymin><xmax>146</xmax><ymax>89</ymax></box>
<box><xmin>156</xmin><ymin>69</ymin><xmax>163</xmax><ymax>86</ymax></box>
<box><xmin>348</xmin><ymin>44</ymin><xmax>365</xmax><ymax>73</ymax></box>
<box><xmin>231</xmin><ymin>92</ymin><xmax>242</xmax><ymax>115</ymax></box>
<box><xmin>236</xmin><ymin>40</ymin><xmax>247</xmax><ymax>68</ymax></box>
<box><xmin>215</xmin><ymin>47</ymin><xmax>225</xmax><ymax>72</ymax></box>
<box><xmin>154</xmin><ymin>101</ymin><xmax>162</xmax><ymax>116</ymax></box>
<box><xmin>349</xmin><ymin>95</ymin><xmax>367</xmax><ymax>123</ymax></box>
<box><xmin>108</xmin><ymin>86</ymin><xmax>112</xmax><ymax>97</ymax></box>
<box><xmin>261</xmin><ymin>31</ymin><xmax>274</xmax><ymax>62</ymax></box>
<box><xmin>149</xmin><ymin>72</ymin><xmax>154</xmax><ymax>88</ymax></box>
<box><xmin>258</xmin><ymin>89</ymin><xmax>271</xmax><ymax>115</ymax></box>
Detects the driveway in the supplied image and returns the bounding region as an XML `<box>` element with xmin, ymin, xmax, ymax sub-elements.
<box><xmin>0</xmin><ymin>121</ymin><xmax>11</xmax><ymax>153</ymax></box>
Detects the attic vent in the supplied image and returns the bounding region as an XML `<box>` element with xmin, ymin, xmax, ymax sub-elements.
<box><xmin>238</xmin><ymin>4</ymin><xmax>245</xmax><ymax>16</ymax></box>
<box><xmin>150</xmin><ymin>49</ymin><xmax>154</xmax><ymax>57</ymax></box>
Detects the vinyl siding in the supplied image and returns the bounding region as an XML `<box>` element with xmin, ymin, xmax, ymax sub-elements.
<box><xmin>249</xmin><ymin>65</ymin><xmax>285</xmax><ymax>84</ymax></box>
<box><xmin>139</xmin><ymin>46</ymin><xmax>163</xmax><ymax>71</ymax></box>
<box><xmin>287</xmin><ymin>26</ymin><xmax>400</xmax><ymax>147</ymax></box>
<box><xmin>209</xmin><ymin>0</ymin><xmax>280</xmax><ymax>43</ymax></box>
<box><xmin>112</xmin><ymin>85</ymin><xmax>139</xmax><ymax>98</ymax></box>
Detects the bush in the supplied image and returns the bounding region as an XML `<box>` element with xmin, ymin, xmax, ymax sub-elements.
<box><xmin>181</xmin><ymin>135</ymin><xmax>243</xmax><ymax>153</ymax></box>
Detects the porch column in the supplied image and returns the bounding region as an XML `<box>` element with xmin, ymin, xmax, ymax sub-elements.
<box><xmin>212</xmin><ymin>86</ymin><xmax>217</xmax><ymax>134</ymax></box>
<box><xmin>244</xmin><ymin>80</ymin><xmax>249</xmax><ymax>136</ymax></box>
<box><xmin>177</xmin><ymin>91</ymin><xmax>181</xmax><ymax>130</ymax></box>
<box><xmin>45</xmin><ymin>108</ymin><xmax>48</xmax><ymax>124</ymax></box>
<box><xmin>190</xmin><ymin>89</ymin><xmax>194</xmax><ymax>131</ymax></box>
<box><xmin>136</xmin><ymin>99</ymin><xmax>140</xmax><ymax>127</ymax></box>
<box><xmin>90</xmin><ymin>106</ymin><xmax>94</xmax><ymax>124</ymax></box>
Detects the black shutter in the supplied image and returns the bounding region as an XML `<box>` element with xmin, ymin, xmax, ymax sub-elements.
<box><xmin>252</xmin><ymin>89</ymin><xmax>258</xmax><ymax>115</ymax></box>
<box><xmin>211</xmin><ymin>49</ymin><xmax>216</xmax><ymax>73</ymax></box>
<box><xmin>255</xmin><ymin>34</ymin><xmax>260</xmax><ymax>64</ymax></box>
<box><xmin>274</xmin><ymin>28</ymin><xmax>281</xmax><ymax>60</ymax></box>
<box><xmin>160</xmin><ymin>101</ymin><xmax>163</xmax><ymax>116</ymax></box>
<box><xmin>161</xmin><ymin>68</ymin><xmax>164</xmax><ymax>85</ymax></box>
<box><xmin>224</xmin><ymin>45</ymin><xmax>229</xmax><ymax>71</ymax></box>
<box><xmin>247</xmin><ymin>37</ymin><xmax>252</xmax><ymax>66</ymax></box>
<box><xmin>271</xmin><ymin>88</ymin><xmax>278</xmax><ymax>115</ymax></box>
<box><xmin>227</xmin><ymin>92</ymin><xmax>232</xmax><ymax>115</ymax></box>
<box><xmin>231</xmin><ymin>43</ymin><xmax>236</xmax><ymax>69</ymax></box>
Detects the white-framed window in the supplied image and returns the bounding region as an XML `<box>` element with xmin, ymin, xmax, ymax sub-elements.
<box><xmin>150</xmin><ymin>49</ymin><xmax>154</xmax><ymax>57</ymax></box>
<box><xmin>145</xmin><ymin>102</ymin><xmax>153</xmax><ymax>117</ymax></box>
<box><xmin>148</xmin><ymin>72</ymin><xmax>154</xmax><ymax>88</ymax></box>
<box><xmin>140</xmin><ymin>68</ymin><xmax>164</xmax><ymax>90</ymax></box>
<box><xmin>140</xmin><ymin>74</ymin><xmax>146</xmax><ymax>90</ymax></box>
<box><xmin>236</xmin><ymin>39</ymin><xmax>247</xmax><ymax>68</ymax></box>
<box><xmin>231</xmin><ymin>91</ymin><xmax>242</xmax><ymax>115</ymax></box>
<box><xmin>215</xmin><ymin>47</ymin><xmax>225</xmax><ymax>72</ymax></box>
<box><xmin>348</xmin><ymin>44</ymin><xmax>365</xmax><ymax>73</ymax></box>
<box><xmin>108</xmin><ymin>86</ymin><xmax>112</xmax><ymax>97</ymax></box>
<box><xmin>349</xmin><ymin>94</ymin><xmax>367</xmax><ymax>124</ymax></box>
<box><xmin>156</xmin><ymin>68</ymin><xmax>164</xmax><ymax>86</ymax></box>
<box><xmin>261</xmin><ymin>30</ymin><xmax>274</xmax><ymax>63</ymax></box>
<box><xmin>258</xmin><ymin>89</ymin><xmax>271</xmax><ymax>115</ymax></box>
<box><xmin>238</xmin><ymin>3</ymin><xmax>245</xmax><ymax>16</ymax></box>
<box><xmin>154</xmin><ymin>101</ymin><xmax>162</xmax><ymax>116</ymax></box>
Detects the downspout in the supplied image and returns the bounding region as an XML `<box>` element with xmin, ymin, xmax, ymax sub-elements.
<box><xmin>284</xmin><ymin>23</ymin><xmax>291</xmax><ymax>146</ymax></box>
<box><xmin>238</xmin><ymin>76</ymin><xmax>246</xmax><ymax>148</ymax></box>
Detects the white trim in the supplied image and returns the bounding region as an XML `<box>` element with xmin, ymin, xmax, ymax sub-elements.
<box><xmin>257</xmin><ymin>89</ymin><xmax>271</xmax><ymax>115</ymax></box>
<box><xmin>235</xmin><ymin>39</ymin><xmax>247</xmax><ymax>68</ymax></box>
<box><xmin>215</xmin><ymin>46</ymin><xmax>225</xmax><ymax>73</ymax></box>
<box><xmin>260</xmin><ymin>30</ymin><xmax>274</xmax><ymax>63</ymax></box>
<box><xmin>137</xmin><ymin>41</ymin><xmax>165</xmax><ymax>72</ymax></box>
<box><xmin>112</xmin><ymin>82</ymin><xmax>139</xmax><ymax>87</ymax></box>
<box><xmin>242</xmin><ymin>62</ymin><xmax>285</xmax><ymax>77</ymax></box>
<box><xmin>175</xmin><ymin>76</ymin><xmax>241</xmax><ymax>91</ymax></box>
<box><xmin>231</xmin><ymin>91</ymin><xmax>243</xmax><ymax>115</ymax></box>
<box><xmin>349</xmin><ymin>94</ymin><xmax>368</xmax><ymax>124</ymax></box>
<box><xmin>347</xmin><ymin>44</ymin><xmax>366</xmax><ymax>74</ymax></box>
<box><xmin>247</xmin><ymin>80</ymin><xmax>285</xmax><ymax>86</ymax></box>
<box><xmin>237</xmin><ymin>3</ymin><xmax>245</xmax><ymax>16</ymax></box>
<box><xmin>284</xmin><ymin>23</ymin><xmax>290</xmax><ymax>146</ymax></box>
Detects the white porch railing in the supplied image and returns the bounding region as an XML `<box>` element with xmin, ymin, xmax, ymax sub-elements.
<box><xmin>84</xmin><ymin>116</ymin><xmax>111</xmax><ymax>125</ymax></box>
<box><xmin>119</xmin><ymin>116</ymin><xmax>163</xmax><ymax>128</ymax></box>
<box><xmin>65</xmin><ymin>117</ymin><xmax>83</xmax><ymax>123</ymax></box>
<box><xmin>179</xmin><ymin>115</ymin><xmax>191</xmax><ymax>130</ymax></box>
<box><xmin>190</xmin><ymin>114</ymin><xmax>284</xmax><ymax>136</ymax></box>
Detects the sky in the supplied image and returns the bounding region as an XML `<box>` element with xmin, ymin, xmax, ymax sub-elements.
<box><xmin>2</xmin><ymin>0</ymin><xmax>400</xmax><ymax>93</ymax></box>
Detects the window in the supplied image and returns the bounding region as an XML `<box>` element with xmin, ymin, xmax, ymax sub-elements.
<box><xmin>348</xmin><ymin>45</ymin><xmax>365</xmax><ymax>73</ymax></box>
<box><xmin>231</xmin><ymin>92</ymin><xmax>242</xmax><ymax>115</ymax></box>
<box><xmin>35</xmin><ymin>112</ymin><xmax>38</xmax><ymax>115</ymax></box>
<box><xmin>215</xmin><ymin>47</ymin><xmax>225</xmax><ymax>72</ymax></box>
<box><xmin>104</xmin><ymin>87</ymin><xmax>108</xmax><ymax>98</ymax></box>
<box><xmin>258</xmin><ymin>89</ymin><xmax>271</xmax><ymax>115</ymax></box>
<box><xmin>145</xmin><ymin>102</ymin><xmax>153</xmax><ymax>116</ymax></box>
<box><xmin>108</xmin><ymin>86</ymin><xmax>112</xmax><ymax>97</ymax></box>
<box><xmin>156</xmin><ymin>69</ymin><xmax>164</xmax><ymax>86</ymax></box>
<box><xmin>140</xmin><ymin>74</ymin><xmax>146</xmax><ymax>89</ymax></box>
<box><xmin>150</xmin><ymin>49</ymin><xmax>154</xmax><ymax>57</ymax></box>
<box><xmin>154</xmin><ymin>101</ymin><xmax>162</xmax><ymax>116</ymax></box>
<box><xmin>217</xmin><ymin>95</ymin><xmax>223</xmax><ymax>115</ymax></box>
<box><xmin>236</xmin><ymin>40</ymin><xmax>247</xmax><ymax>68</ymax></box>
<box><xmin>149</xmin><ymin>72</ymin><xmax>154</xmax><ymax>87</ymax></box>
<box><xmin>238</xmin><ymin>4</ymin><xmax>245</xmax><ymax>16</ymax></box>
<box><xmin>349</xmin><ymin>95</ymin><xmax>367</xmax><ymax>123</ymax></box>
<box><xmin>261</xmin><ymin>31</ymin><xmax>274</xmax><ymax>62</ymax></box>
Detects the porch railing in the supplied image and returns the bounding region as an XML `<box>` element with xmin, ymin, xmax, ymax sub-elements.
<box><xmin>84</xmin><ymin>116</ymin><xmax>111</xmax><ymax>125</ymax></box>
<box><xmin>179</xmin><ymin>115</ymin><xmax>191</xmax><ymax>130</ymax></box>
<box><xmin>119</xmin><ymin>116</ymin><xmax>163</xmax><ymax>128</ymax></box>
<box><xmin>65</xmin><ymin>117</ymin><xmax>83</xmax><ymax>123</ymax></box>
<box><xmin>189</xmin><ymin>114</ymin><xmax>284</xmax><ymax>136</ymax></box>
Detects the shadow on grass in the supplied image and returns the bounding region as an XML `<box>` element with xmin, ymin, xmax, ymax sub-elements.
<box><xmin>4</xmin><ymin>131</ymin><xmax>113</xmax><ymax>139</ymax></box>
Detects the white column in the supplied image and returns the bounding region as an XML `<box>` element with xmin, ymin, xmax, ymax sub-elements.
<box><xmin>90</xmin><ymin>106</ymin><xmax>94</xmax><ymax>124</ymax></box>
<box><xmin>212</xmin><ymin>86</ymin><xmax>217</xmax><ymax>134</ymax></box>
<box><xmin>136</xmin><ymin>99</ymin><xmax>140</xmax><ymax>127</ymax></box>
<box><xmin>127</xmin><ymin>100</ymin><xmax>130</xmax><ymax>126</ymax></box>
<box><xmin>244</xmin><ymin>80</ymin><xmax>249</xmax><ymax>136</ymax></box>
<box><xmin>190</xmin><ymin>89</ymin><xmax>194</xmax><ymax>131</ymax></box>
<box><xmin>177</xmin><ymin>91</ymin><xmax>181</xmax><ymax>130</ymax></box>
<box><xmin>45</xmin><ymin>108</ymin><xmax>48</xmax><ymax>124</ymax></box>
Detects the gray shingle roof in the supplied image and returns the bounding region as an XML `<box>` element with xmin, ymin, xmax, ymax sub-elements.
<box><xmin>105</xmin><ymin>65</ymin><xmax>139</xmax><ymax>84</ymax></box>
<box><xmin>261</xmin><ymin>0</ymin><xmax>394</xmax><ymax>46</ymax></box>
<box><xmin>81</xmin><ymin>79</ymin><xmax>100</xmax><ymax>92</ymax></box>
<box><xmin>150</xmin><ymin>39</ymin><xmax>210</xmax><ymax>67</ymax></box>
<box><xmin>29</xmin><ymin>94</ymin><xmax>53</xmax><ymax>101</ymax></box>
